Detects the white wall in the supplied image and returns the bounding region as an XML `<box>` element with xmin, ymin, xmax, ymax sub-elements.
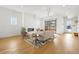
<box><xmin>0</xmin><ymin>7</ymin><xmax>22</xmax><ymax>38</ymax></box>
<box><xmin>77</xmin><ymin>16</ymin><xmax>79</xmax><ymax>32</ymax></box>
<box><xmin>24</xmin><ymin>13</ymin><xmax>40</xmax><ymax>32</ymax></box>
<box><xmin>56</xmin><ymin>16</ymin><xmax>64</xmax><ymax>34</ymax></box>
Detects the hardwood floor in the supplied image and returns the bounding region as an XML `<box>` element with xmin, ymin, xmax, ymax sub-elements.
<box><xmin>0</xmin><ymin>33</ymin><xmax>79</xmax><ymax>54</ymax></box>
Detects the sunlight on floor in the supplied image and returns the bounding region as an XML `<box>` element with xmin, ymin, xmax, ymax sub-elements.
<box><xmin>64</xmin><ymin>33</ymin><xmax>75</xmax><ymax>51</ymax></box>
<box><xmin>53</xmin><ymin>33</ymin><xmax>76</xmax><ymax>51</ymax></box>
<box><xmin>9</xmin><ymin>41</ymin><xmax>18</xmax><ymax>49</ymax></box>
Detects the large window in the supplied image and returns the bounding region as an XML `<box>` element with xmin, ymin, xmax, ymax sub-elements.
<box><xmin>11</xmin><ymin>16</ymin><xmax>17</xmax><ymax>25</ymax></box>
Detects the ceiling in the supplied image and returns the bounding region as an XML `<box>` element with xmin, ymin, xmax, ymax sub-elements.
<box><xmin>0</xmin><ymin>5</ymin><xmax>79</xmax><ymax>18</ymax></box>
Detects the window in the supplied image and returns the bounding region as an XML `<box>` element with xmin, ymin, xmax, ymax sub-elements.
<box><xmin>11</xmin><ymin>16</ymin><xmax>17</xmax><ymax>25</ymax></box>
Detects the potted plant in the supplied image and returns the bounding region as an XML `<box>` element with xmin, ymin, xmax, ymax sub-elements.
<box><xmin>21</xmin><ymin>27</ymin><xmax>27</xmax><ymax>38</ymax></box>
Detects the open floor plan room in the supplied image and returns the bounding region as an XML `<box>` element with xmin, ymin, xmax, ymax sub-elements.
<box><xmin>0</xmin><ymin>5</ymin><xmax>79</xmax><ymax>54</ymax></box>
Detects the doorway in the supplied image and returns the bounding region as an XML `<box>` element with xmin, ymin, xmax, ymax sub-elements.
<box><xmin>65</xmin><ymin>19</ymin><xmax>72</xmax><ymax>33</ymax></box>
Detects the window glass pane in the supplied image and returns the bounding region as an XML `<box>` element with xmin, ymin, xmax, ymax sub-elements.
<box><xmin>11</xmin><ymin>16</ymin><xmax>17</xmax><ymax>25</ymax></box>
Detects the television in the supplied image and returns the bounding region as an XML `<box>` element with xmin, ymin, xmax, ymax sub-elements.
<box><xmin>28</xmin><ymin>28</ymin><xmax>34</xmax><ymax>32</ymax></box>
